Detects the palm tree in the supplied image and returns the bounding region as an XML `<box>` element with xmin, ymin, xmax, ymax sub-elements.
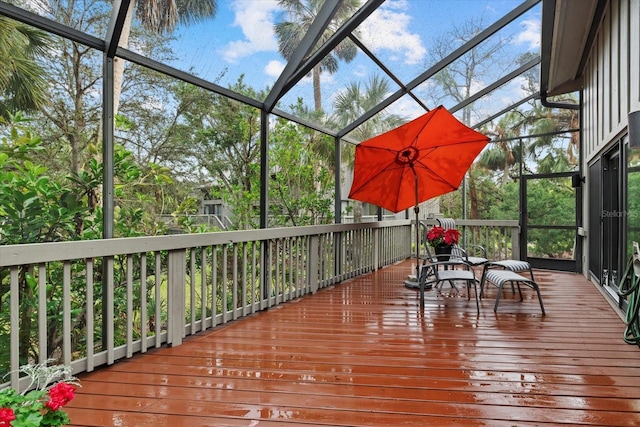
<box><xmin>513</xmin><ymin>53</ymin><xmax>580</xmax><ymax>173</ymax></box>
<box><xmin>275</xmin><ymin>0</ymin><xmax>360</xmax><ymax>112</ymax></box>
<box><xmin>113</xmin><ymin>0</ymin><xmax>218</xmax><ymax>115</ymax></box>
<box><xmin>522</xmin><ymin>99</ymin><xmax>580</xmax><ymax>173</ymax></box>
<box><xmin>0</xmin><ymin>16</ymin><xmax>51</xmax><ymax>119</ymax></box>
<box><xmin>331</xmin><ymin>73</ymin><xmax>407</xmax><ymax>222</ymax></box>
<box><xmin>478</xmin><ymin>110</ymin><xmax>525</xmax><ymax>186</ymax></box>
<box><xmin>332</xmin><ymin>74</ymin><xmax>406</xmax><ymax>142</ymax></box>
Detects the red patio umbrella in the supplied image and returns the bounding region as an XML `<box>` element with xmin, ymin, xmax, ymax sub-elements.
<box><xmin>348</xmin><ymin>105</ymin><xmax>490</xmax><ymax>280</ymax></box>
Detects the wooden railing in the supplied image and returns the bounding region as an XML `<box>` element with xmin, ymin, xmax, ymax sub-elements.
<box><xmin>0</xmin><ymin>219</ymin><xmax>519</xmax><ymax>390</ymax></box>
<box><xmin>0</xmin><ymin>221</ymin><xmax>410</xmax><ymax>390</ymax></box>
<box><xmin>421</xmin><ymin>219</ymin><xmax>520</xmax><ymax>260</ymax></box>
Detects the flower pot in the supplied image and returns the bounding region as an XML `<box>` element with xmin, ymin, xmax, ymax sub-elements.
<box><xmin>434</xmin><ymin>245</ymin><xmax>452</xmax><ymax>261</ymax></box>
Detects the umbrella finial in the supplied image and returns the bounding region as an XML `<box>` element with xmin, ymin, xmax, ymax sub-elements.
<box><xmin>396</xmin><ymin>146</ymin><xmax>419</xmax><ymax>165</ymax></box>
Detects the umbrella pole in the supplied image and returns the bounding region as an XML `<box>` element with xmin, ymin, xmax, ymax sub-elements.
<box><xmin>412</xmin><ymin>166</ymin><xmax>420</xmax><ymax>290</ymax></box>
<box><xmin>414</xmin><ymin>204</ymin><xmax>420</xmax><ymax>284</ymax></box>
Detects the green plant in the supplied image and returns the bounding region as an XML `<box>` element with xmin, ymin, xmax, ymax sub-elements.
<box><xmin>0</xmin><ymin>361</ymin><xmax>79</xmax><ymax>427</ymax></box>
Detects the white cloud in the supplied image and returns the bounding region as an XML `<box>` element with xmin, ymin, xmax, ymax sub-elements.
<box><xmin>222</xmin><ymin>0</ymin><xmax>280</xmax><ymax>63</ymax></box>
<box><xmin>509</xmin><ymin>75</ymin><xmax>531</xmax><ymax>99</ymax></box>
<box><xmin>352</xmin><ymin>64</ymin><xmax>369</xmax><ymax>78</ymax></box>
<box><xmin>265</xmin><ymin>60</ymin><xmax>285</xmax><ymax>78</ymax></box>
<box><xmin>321</xmin><ymin>71</ymin><xmax>336</xmax><ymax>86</ymax></box>
<box><xmin>514</xmin><ymin>19</ymin><xmax>541</xmax><ymax>50</ymax></box>
<box><xmin>470</xmin><ymin>78</ymin><xmax>485</xmax><ymax>96</ymax></box>
<box><xmin>358</xmin><ymin>1</ymin><xmax>426</xmax><ymax>65</ymax></box>
<box><xmin>385</xmin><ymin>95</ymin><xmax>427</xmax><ymax>121</ymax></box>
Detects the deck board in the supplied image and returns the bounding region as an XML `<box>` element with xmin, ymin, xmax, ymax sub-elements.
<box><xmin>66</xmin><ymin>260</ymin><xmax>640</xmax><ymax>426</ymax></box>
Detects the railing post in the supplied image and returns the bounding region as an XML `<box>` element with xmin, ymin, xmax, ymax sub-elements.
<box><xmin>167</xmin><ymin>249</ymin><xmax>186</xmax><ymax>347</ymax></box>
<box><xmin>511</xmin><ymin>225</ymin><xmax>521</xmax><ymax>260</ymax></box>
<box><xmin>308</xmin><ymin>235</ymin><xmax>319</xmax><ymax>293</ymax></box>
<box><xmin>373</xmin><ymin>228</ymin><xmax>380</xmax><ymax>270</ymax></box>
<box><xmin>334</xmin><ymin>231</ymin><xmax>342</xmax><ymax>281</ymax></box>
<box><xmin>10</xmin><ymin>268</ymin><xmax>19</xmax><ymax>388</ymax></box>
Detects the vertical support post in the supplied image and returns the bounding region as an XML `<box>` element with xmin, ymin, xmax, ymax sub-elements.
<box><xmin>259</xmin><ymin>110</ymin><xmax>270</xmax><ymax>300</ymax></box>
<box><xmin>308</xmin><ymin>235</ymin><xmax>319</xmax><ymax>294</ymax></box>
<box><xmin>102</xmin><ymin>56</ymin><xmax>115</xmax><ymax>238</ymax></box>
<box><xmin>334</xmin><ymin>136</ymin><xmax>343</xmax><ymax>280</ymax></box>
<box><xmin>334</xmin><ymin>136</ymin><xmax>342</xmax><ymax>223</ymax></box>
<box><xmin>518</xmin><ymin>137</ymin><xmax>524</xmax><ymax>261</ymax></box>
<box><xmin>259</xmin><ymin>111</ymin><xmax>269</xmax><ymax>229</ymax></box>
<box><xmin>167</xmin><ymin>249</ymin><xmax>186</xmax><ymax>347</ymax></box>
<box><xmin>101</xmin><ymin>53</ymin><xmax>115</xmax><ymax>352</ymax></box>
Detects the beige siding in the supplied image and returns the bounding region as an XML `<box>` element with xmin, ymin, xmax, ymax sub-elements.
<box><xmin>583</xmin><ymin>0</ymin><xmax>639</xmax><ymax>161</ymax></box>
<box><xmin>632</xmin><ymin>0</ymin><xmax>640</xmax><ymax>112</ymax></box>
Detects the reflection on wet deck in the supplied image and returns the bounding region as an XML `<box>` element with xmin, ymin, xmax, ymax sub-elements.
<box><xmin>66</xmin><ymin>260</ymin><xmax>640</xmax><ymax>426</ymax></box>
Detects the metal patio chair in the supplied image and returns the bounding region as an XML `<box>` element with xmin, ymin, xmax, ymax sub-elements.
<box><xmin>418</xmin><ymin>244</ymin><xmax>480</xmax><ymax>315</ymax></box>
<box><xmin>436</xmin><ymin>218</ymin><xmax>489</xmax><ymax>267</ymax></box>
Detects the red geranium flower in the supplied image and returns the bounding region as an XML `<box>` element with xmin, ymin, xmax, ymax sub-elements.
<box><xmin>443</xmin><ymin>228</ymin><xmax>460</xmax><ymax>245</ymax></box>
<box><xmin>426</xmin><ymin>225</ymin><xmax>445</xmax><ymax>243</ymax></box>
<box><xmin>426</xmin><ymin>225</ymin><xmax>460</xmax><ymax>247</ymax></box>
<box><xmin>0</xmin><ymin>408</ymin><xmax>16</xmax><ymax>426</ymax></box>
<box><xmin>46</xmin><ymin>382</ymin><xmax>76</xmax><ymax>411</ymax></box>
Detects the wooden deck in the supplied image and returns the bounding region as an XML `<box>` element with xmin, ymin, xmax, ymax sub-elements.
<box><xmin>66</xmin><ymin>260</ymin><xmax>640</xmax><ymax>426</ymax></box>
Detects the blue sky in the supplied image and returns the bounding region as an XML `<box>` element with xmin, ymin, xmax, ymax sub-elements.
<box><xmin>168</xmin><ymin>0</ymin><xmax>540</xmax><ymax>122</ymax></box>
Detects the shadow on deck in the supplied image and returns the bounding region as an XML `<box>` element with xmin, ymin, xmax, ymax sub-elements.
<box><xmin>66</xmin><ymin>259</ymin><xmax>640</xmax><ymax>426</ymax></box>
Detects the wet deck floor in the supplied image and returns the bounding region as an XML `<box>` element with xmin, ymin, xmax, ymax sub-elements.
<box><xmin>66</xmin><ymin>260</ymin><xmax>640</xmax><ymax>426</ymax></box>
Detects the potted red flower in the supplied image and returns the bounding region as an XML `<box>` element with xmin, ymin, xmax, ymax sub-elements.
<box><xmin>426</xmin><ymin>225</ymin><xmax>460</xmax><ymax>259</ymax></box>
<box><xmin>0</xmin><ymin>361</ymin><xmax>79</xmax><ymax>427</ymax></box>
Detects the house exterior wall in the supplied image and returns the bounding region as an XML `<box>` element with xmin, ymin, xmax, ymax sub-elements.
<box><xmin>583</xmin><ymin>0</ymin><xmax>639</xmax><ymax>161</ymax></box>
<box><xmin>581</xmin><ymin>0</ymin><xmax>640</xmax><ymax>282</ymax></box>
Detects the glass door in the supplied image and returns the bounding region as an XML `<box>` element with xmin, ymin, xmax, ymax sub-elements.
<box><xmin>602</xmin><ymin>147</ymin><xmax>621</xmax><ymax>298</ymax></box>
<box><xmin>521</xmin><ymin>173</ymin><xmax>579</xmax><ymax>271</ymax></box>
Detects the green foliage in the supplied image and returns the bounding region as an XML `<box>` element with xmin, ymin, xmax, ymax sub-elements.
<box><xmin>439</xmin><ymin>190</ymin><xmax>463</xmax><ymax>219</ymax></box>
<box><xmin>626</xmin><ymin>160</ymin><xmax>640</xmax><ymax>256</ymax></box>
<box><xmin>0</xmin><ymin>387</ymin><xmax>69</xmax><ymax>427</ymax></box>
<box><xmin>0</xmin><ymin>361</ymin><xmax>78</xmax><ymax>427</ymax></box>
<box><xmin>173</xmin><ymin>75</ymin><xmax>336</xmax><ymax>229</ymax></box>
<box><xmin>0</xmin><ymin>117</ymin><xmax>88</xmax><ymax>369</ymax></box>
<box><xmin>0</xmin><ymin>116</ymin><xmax>173</xmax><ymax>377</ymax></box>
<box><xmin>525</xmin><ymin>178</ymin><xmax>576</xmax><ymax>257</ymax></box>
<box><xmin>275</xmin><ymin>0</ymin><xmax>360</xmax><ymax>111</ymax></box>
<box><xmin>269</xmin><ymin>118</ymin><xmax>334</xmax><ymax>226</ymax></box>
<box><xmin>0</xmin><ymin>114</ymin><xmax>87</xmax><ymax>244</ymax></box>
<box><xmin>174</xmin><ymin>76</ymin><xmax>264</xmax><ymax>229</ymax></box>
<box><xmin>484</xmin><ymin>181</ymin><xmax>520</xmax><ymax>221</ymax></box>
<box><xmin>0</xmin><ymin>16</ymin><xmax>51</xmax><ymax>119</ymax></box>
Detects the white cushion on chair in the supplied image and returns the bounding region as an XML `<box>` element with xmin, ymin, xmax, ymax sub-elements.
<box><xmin>464</xmin><ymin>256</ymin><xmax>489</xmax><ymax>266</ymax></box>
<box><xmin>438</xmin><ymin>269</ymin><xmax>476</xmax><ymax>282</ymax></box>
<box><xmin>485</xmin><ymin>269</ymin><xmax>534</xmax><ymax>286</ymax></box>
<box><xmin>488</xmin><ymin>260</ymin><xmax>531</xmax><ymax>272</ymax></box>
